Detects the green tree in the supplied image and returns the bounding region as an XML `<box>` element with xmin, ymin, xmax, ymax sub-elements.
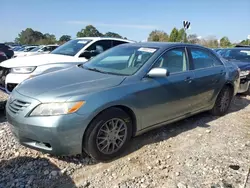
<box><xmin>59</xmin><ymin>35</ymin><xmax>71</xmax><ymax>43</ymax></box>
<box><xmin>169</xmin><ymin>28</ymin><xmax>179</xmax><ymax>42</ymax></box>
<box><xmin>148</xmin><ymin>30</ymin><xmax>168</xmax><ymax>42</ymax></box>
<box><xmin>76</xmin><ymin>25</ymin><xmax>103</xmax><ymax>37</ymax></box>
<box><xmin>15</xmin><ymin>28</ymin><xmax>45</xmax><ymax>45</ymax></box>
<box><xmin>104</xmin><ymin>32</ymin><xmax>123</xmax><ymax>38</ymax></box>
<box><xmin>220</xmin><ymin>37</ymin><xmax>231</xmax><ymax>48</ymax></box>
<box><xmin>239</xmin><ymin>39</ymin><xmax>250</xmax><ymax>45</ymax></box>
<box><xmin>177</xmin><ymin>28</ymin><xmax>187</xmax><ymax>42</ymax></box>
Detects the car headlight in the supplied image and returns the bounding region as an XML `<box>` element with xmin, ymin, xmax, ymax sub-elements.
<box><xmin>240</xmin><ymin>70</ymin><xmax>250</xmax><ymax>77</ymax></box>
<box><xmin>30</xmin><ymin>101</ymin><xmax>85</xmax><ymax>116</ymax></box>
<box><xmin>11</xmin><ymin>66</ymin><xmax>36</xmax><ymax>74</ymax></box>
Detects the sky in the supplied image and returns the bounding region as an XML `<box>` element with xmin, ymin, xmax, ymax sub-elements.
<box><xmin>1</xmin><ymin>0</ymin><xmax>250</xmax><ymax>43</ymax></box>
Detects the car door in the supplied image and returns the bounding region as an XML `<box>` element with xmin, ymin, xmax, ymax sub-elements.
<box><xmin>188</xmin><ymin>47</ymin><xmax>226</xmax><ymax>110</ymax></box>
<box><xmin>137</xmin><ymin>47</ymin><xmax>197</xmax><ymax>127</ymax></box>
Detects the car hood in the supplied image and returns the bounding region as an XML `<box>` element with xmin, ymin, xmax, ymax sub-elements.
<box><xmin>228</xmin><ymin>60</ymin><xmax>250</xmax><ymax>71</ymax></box>
<box><xmin>16</xmin><ymin>66</ymin><xmax>126</xmax><ymax>102</ymax></box>
<box><xmin>0</xmin><ymin>54</ymin><xmax>86</xmax><ymax>68</ymax></box>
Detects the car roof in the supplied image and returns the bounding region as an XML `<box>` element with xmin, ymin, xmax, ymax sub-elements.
<box><xmin>120</xmin><ymin>42</ymin><xmax>205</xmax><ymax>49</ymax></box>
<box><xmin>75</xmin><ymin>37</ymin><xmax>135</xmax><ymax>43</ymax></box>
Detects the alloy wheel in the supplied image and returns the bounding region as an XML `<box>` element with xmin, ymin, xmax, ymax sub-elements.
<box><xmin>96</xmin><ymin>118</ymin><xmax>127</xmax><ymax>155</ymax></box>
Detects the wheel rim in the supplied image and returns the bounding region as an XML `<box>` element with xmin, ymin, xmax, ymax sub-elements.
<box><xmin>96</xmin><ymin>118</ymin><xmax>127</xmax><ymax>155</ymax></box>
<box><xmin>219</xmin><ymin>90</ymin><xmax>230</xmax><ymax>112</ymax></box>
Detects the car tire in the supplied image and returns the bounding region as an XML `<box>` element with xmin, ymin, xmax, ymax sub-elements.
<box><xmin>211</xmin><ymin>86</ymin><xmax>233</xmax><ymax>116</ymax></box>
<box><xmin>83</xmin><ymin>107</ymin><xmax>132</xmax><ymax>161</ymax></box>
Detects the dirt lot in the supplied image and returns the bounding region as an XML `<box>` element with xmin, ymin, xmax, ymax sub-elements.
<box><xmin>0</xmin><ymin>92</ymin><xmax>250</xmax><ymax>188</ymax></box>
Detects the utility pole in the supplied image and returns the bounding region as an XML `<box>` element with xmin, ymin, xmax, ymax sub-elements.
<box><xmin>183</xmin><ymin>20</ymin><xmax>191</xmax><ymax>43</ymax></box>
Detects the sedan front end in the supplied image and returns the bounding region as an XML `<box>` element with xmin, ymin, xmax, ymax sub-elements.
<box><xmin>6</xmin><ymin>90</ymin><xmax>91</xmax><ymax>155</ymax></box>
<box><xmin>237</xmin><ymin>70</ymin><xmax>250</xmax><ymax>94</ymax></box>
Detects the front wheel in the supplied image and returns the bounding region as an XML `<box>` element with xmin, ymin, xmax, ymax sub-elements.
<box><xmin>83</xmin><ymin>108</ymin><xmax>132</xmax><ymax>161</ymax></box>
<box><xmin>211</xmin><ymin>86</ymin><xmax>233</xmax><ymax>116</ymax></box>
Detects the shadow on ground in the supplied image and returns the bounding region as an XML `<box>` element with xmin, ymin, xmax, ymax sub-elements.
<box><xmin>122</xmin><ymin>95</ymin><xmax>250</xmax><ymax>159</ymax></box>
<box><xmin>0</xmin><ymin>156</ymin><xmax>77</xmax><ymax>188</ymax></box>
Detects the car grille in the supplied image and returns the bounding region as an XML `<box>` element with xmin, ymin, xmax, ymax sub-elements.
<box><xmin>0</xmin><ymin>67</ymin><xmax>11</xmax><ymax>88</ymax></box>
<box><xmin>8</xmin><ymin>99</ymin><xmax>30</xmax><ymax>114</ymax></box>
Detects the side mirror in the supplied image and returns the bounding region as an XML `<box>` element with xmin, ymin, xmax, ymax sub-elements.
<box><xmin>147</xmin><ymin>68</ymin><xmax>169</xmax><ymax>77</ymax></box>
<box><xmin>79</xmin><ymin>51</ymin><xmax>94</xmax><ymax>59</ymax></box>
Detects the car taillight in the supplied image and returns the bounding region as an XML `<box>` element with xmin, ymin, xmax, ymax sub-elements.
<box><xmin>0</xmin><ymin>52</ymin><xmax>6</xmax><ymax>56</ymax></box>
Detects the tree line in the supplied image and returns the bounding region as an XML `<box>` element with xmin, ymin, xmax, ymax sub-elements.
<box><xmin>148</xmin><ymin>28</ymin><xmax>249</xmax><ymax>48</ymax></box>
<box><xmin>13</xmin><ymin>25</ymin><xmax>126</xmax><ymax>45</ymax></box>
<box><xmin>12</xmin><ymin>25</ymin><xmax>248</xmax><ymax>48</ymax></box>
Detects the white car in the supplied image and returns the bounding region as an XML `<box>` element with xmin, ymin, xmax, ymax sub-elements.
<box><xmin>0</xmin><ymin>37</ymin><xmax>134</xmax><ymax>93</ymax></box>
<box><xmin>14</xmin><ymin>45</ymin><xmax>59</xmax><ymax>58</ymax></box>
<box><xmin>13</xmin><ymin>46</ymin><xmax>37</xmax><ymax>57</ymax></box>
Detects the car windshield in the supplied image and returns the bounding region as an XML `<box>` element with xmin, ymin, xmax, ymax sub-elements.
<box><xmin>221</xmin><ymin>49</ymin><xmax>250</xmax><ymax>62</ymax></box>
<box><xmin>51</xmin><ymin>39</ymin><xmax>91</xmax><ymax>56</ymax></box>
<box><xmin>30</xmin><ymin>46</ymin><xmax>43</xmax><ymax>52</ymax></box>
<box><xmin>82</xmin><ymin>45</ymin><xmax>158</xmax><ymax>76</ymax></box>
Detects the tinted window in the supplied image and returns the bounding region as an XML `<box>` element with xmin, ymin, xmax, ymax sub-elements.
<box><xmin>86</xmin><ymin>40</ymin><xmax>112</xmax><ymax>53</ymax></box>
<box><xmin>153</xmin><ymin>48</ymin><xmax>188</xmax><ymax>74</ymax></box>
<box><xmin>112</xmin><ymin>40</ymin><xmax>128</xmax><ymax>47</ymax></box>
<box><xmin>190</xmin><ymin>48</ymin><xmax>218</xmax><ymax>69</ymax></box>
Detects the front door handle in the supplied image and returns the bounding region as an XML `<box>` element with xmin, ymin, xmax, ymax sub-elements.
<box><xmin>184</xmin><ymin>76</ymin><xmax>192</xmax><ymax>83</ymax></box>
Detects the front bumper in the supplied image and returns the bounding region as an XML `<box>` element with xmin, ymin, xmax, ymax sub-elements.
<box><xmin>4</xmin><ymin>73</ymin><xmax>31</xmax><ymax>93</ymax></box>
<box><xmin>6</xmin><ymin>91</ymin><xmax>91</xmax><ymax>156</ymax></box>
<box><xmin>238</xmin><ymin>76</ymin><xmax>250</xmax><ymax>93</ymax></box>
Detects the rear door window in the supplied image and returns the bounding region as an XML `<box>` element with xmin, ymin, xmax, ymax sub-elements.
<box><xmin>190</xmin><ymin>48</ymin><xmax>220</xmax><ymax>69</ymax></box>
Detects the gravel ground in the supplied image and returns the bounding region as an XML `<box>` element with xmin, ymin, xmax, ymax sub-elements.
<box><xmin>0</xmin><ymin>92</ymin><xmax>250</xmax><ymax>188</ymax></box>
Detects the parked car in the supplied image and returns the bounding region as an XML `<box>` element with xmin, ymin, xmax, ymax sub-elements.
<box><xmin>235</xmin><ymin>45</ymin><xmax>250</xmax><ymax>48</ymax></box>
<box><xmin>0</xmin><ymin>51</ymin><xmax>7</xmax><ymax>62</ymax></box>
<box><xmin>14</xmin><ymin>46</ymin><xmax>37</xmax><ymax>57</ymax></box>
<box><xmin>219</xmin><ymin>48</ymin><xmax>250</xmax><ymax>94</ymax></box>
<box><xmin>0</xmin><ymin>43</ymin><xmax>14</xmax><ymax>59</ymax></box>
<box><xmin>0</xmin><ymin>37</ymin><xmax>134</xmax><ymax>93</ymax></box>
<box><xmin>14</xmin><ymin>45</ymin><xmax>58</xmax><ymax>57</ymax></box>
<box><xmin>6</xmin><ymin>42</ymin><xmax>240</xmax><ymax>161</ymax></box>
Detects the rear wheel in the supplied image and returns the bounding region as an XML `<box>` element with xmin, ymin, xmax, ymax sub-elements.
<box><xmin>83</xmin><ymin>108</ymin><xmax>132</xmax><ymax>161</ymax></box>
<box><xmin>211</xmin><ymin>86</ymin><xmax>233</xmax><ymax>116</ymax></box>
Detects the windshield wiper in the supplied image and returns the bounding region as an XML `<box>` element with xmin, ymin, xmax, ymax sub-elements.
<box><xmin>83</xmin><ymin>66</ymin><xmax>108</xmax><ymax>74</ymax></box>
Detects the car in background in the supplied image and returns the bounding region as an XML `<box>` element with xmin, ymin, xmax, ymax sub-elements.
<box><xmin>14</xmin><ymin>46</ymin><xmax>37</xmax><ymax>57</ymax></box>
<box><xmin>0</xmin><ymin>37</ymin><xmax>134</xmax><ymax>93</ymax></box>
<box><xmin>0</xmin><ymin>43</ymin><xmax>14</xmax><ymax>59</ymax></box>
<box><xmin>213</xmin><ymin>48</ymin><xmax>223</xmax><ymax>52</ymax></box>
<box><xmin>235</xmin><ymin>45</ymin><xmax>250</xmax><ymax>48</ymax></box>
<box><xmin>14</xmin><ymin>45</ymin><xmax>59</xmax><ymax>57</ymax></box>
<box><xmin>0</xmin><ymin>51</ymin><xmax>8</xmax><ymax>63</ymax></box>
<box><xmin>219</xmin><ymin>48</ymin><xmax>250</xmax><ymax>94</ymax></box>
<box><xmin>6</xmin><ymin>42</ymin><xmax>239</xmax><ymax>161</ymax></box>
